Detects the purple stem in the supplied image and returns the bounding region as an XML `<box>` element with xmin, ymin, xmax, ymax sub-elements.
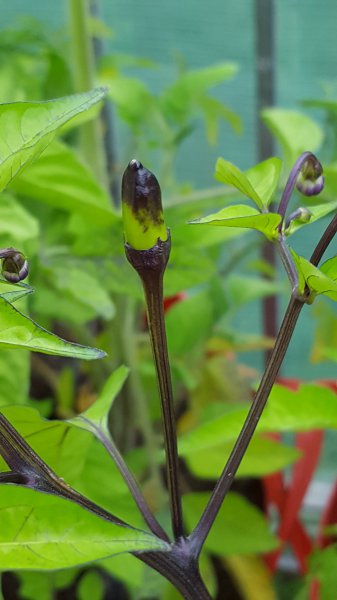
<box><xmin>277</xmin><ymin>151</ymin><xmax>312</xmax><ymax>230</ymax></box>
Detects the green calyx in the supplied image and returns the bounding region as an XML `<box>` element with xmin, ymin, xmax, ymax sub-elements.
<box><xmin>122</xmin><ymin>160</ymin><xmax>168</xmax><ymax>251</ymax></box>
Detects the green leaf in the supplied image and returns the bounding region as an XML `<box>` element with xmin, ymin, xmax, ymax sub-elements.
<box><xmin>215</xmin><ymin>158</ymin><xmax>264</xmax><ymax>210</ymax></box>
<box><xmin>0</xmin><ymin>280</ymin><xmax>33</xmax><ymax>303</ymax></box>
<box><xmin>191</xmin><ymin>204</ymin><xmax>281</xmax><ymax>240</ymax></box>
<box><xmin>162</xmin><ymin>63</ymin><xmax>238</xmax><ymax>123</ymax></box>
<box><xmin>200</xmin><ymin>96</ymin><xmax>242</xmax><ymax>145</ymax></box>
<box><xmin>166</xmin><ymin>291</ymin><xmax>213</xmax><ymax>356</ymax></box>
<box><xmin>0</xmin><ymin>296</ymin><xmax>105</xmax><ymax>359</ymax></box>
<box><xmin>10</xmin><ymin>140</ymin><xmax>115</xmax><ymax>224</ymax></box>
<box><xmin>184</xmin><ymin>435</ymin><xmax>300</xmax><ymax>479</ymax></box>
<box><xmin>48</xmin><ymin>262</ymin><xmax>115</xmax><ymax>321</ymax></box>
<box><xmin>70</xmin><ymin>365</ymin><xmax>129</xmax><ymax>435</ymax></box>
<box><xmin>184</xmin><ymin>492</ymin><xmax>278</xmax><ymax>555</ymax></box>
<box><xmin>107</xmin><ymin>76</ymin><xmax>154</xmax><ymax>127</ymax></box>
<box><xmin>0</xmin><ymin>88</ymin><xmax>107</xmax><ymax>192</ymax></box>
<box><xmin>244</xmin><ymin>157</ymin><xmax>282</xmax><ymax>207</ymax></box>
<box><xmin>295</xmin><ymin>255</ymin><xmax>337</xmax><ymax>302</ymax></box>
<box><xmin>320</xmin><ymin>256</ymin><xmax>337</xmax><ymax>281</ymax></box>
<box><xmin>226</xmin><ymin>275</ymin><xmax>285</xmax><ymax>309</ymax></box>
<box><xmin>0</xmin><ymin>347</ymin><xmax>30</xmax><ymax>407</ymax></box>
<box><xmin>0</xmin><ymin>486</ymin><xmax>168</xmax><ymax>570</ymax></box>
<box><xmin>261</xmin><ymin>109</ymin><xmax>323</xmax><ymax>167</ymax></box>
<box><xmin>0</xmin><ymin>193</ymin><xmax>39</xmax><ymax>245</ymax></box>
<box><xmin>179</xmin><ymin>384</ymin><xmax>337</xmax><ymax>455</ymax></box>
<box><xmin>0</xmin><ymin>406</ymin><xmax>138</xmax><ymax>519</ymax></box>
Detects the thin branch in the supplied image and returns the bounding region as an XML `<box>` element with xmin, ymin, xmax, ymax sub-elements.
<box><xmin>189</xmin><ymin>295</ymin><xmax>304</xmax><ymax>557</ymax></box>
<box><xmin>310</xmin><ymin>213</ymin><xmax>337</xmax><ymax>267</ymax></box>
<box><xmin>143</xmin><ymin>270</ymin><xmax>184</xmax><ymax>539</ymax></box>
<box><xmin>83</xmin><ymin>418</ymin><xmax>170</xmax><ymax>542</ymax></box>
<box><xmin>125</xmin><ymin>238</ymin><xmax>184</xmax><ymax>540</ymax></box>
<box><xmin>189</xmin><ymin>210</ymin><xmax>337</xmax><ymax>558</ymax></box>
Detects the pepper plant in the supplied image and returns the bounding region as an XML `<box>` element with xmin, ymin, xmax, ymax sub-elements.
<box><xmin>0</xmin><ymin>85</ymin><xmax>335</xmax><ymax>598</ymax></box>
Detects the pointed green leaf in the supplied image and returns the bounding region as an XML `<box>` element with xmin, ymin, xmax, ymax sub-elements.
<box><xmin>0</xmin><ymin>296</ymin><xmax>105</xmax><ymax>359</ymax></box>
<box><xmin>261</xmin><ymin>109</ymin><xmax>323</xmax><ymax>167</ymax></box>
<box><xmin>70</xmin><ymin>365</ymin><xmax>129</xmax><ymax>434</ymax></box>
<box><xmin>245</xmin><ymin>157</ymin><xmax>282</xmax><ymax>207</ymax></box>
<box><xmin>191</xmin><ymin>204</ymin><xmax>281</xmax><ymax>240</ymax></box>
<box><xmin>0</xmin><ymin>192</ymin><xmax>39</xmax><ymax>244</ymax></box>
<box><xmin>0</xmin><ymin>88</ymin><xmax>107</xmax><ymax>192</ymax></box>
<box><xmin>296</xmin><ymin>255</ymin><xmax>337</xmax><ymax>301</ymax></box>
<box><xmin>0</xmin><ymin>280</ymin><xmax>33</xmax><ymax>303</ymax></box>
<box><xmin>184</xmin><ymin>492</ymin><xmax>278</xmax><ymax>555</ymax></box>
<box><xmin>162</xmin><ymin>63</ymin><xmax>238</xmax><ymax>123</ymax></box>
<box><xmin>320</xmin><ymin>256</ymin><xmax>337</xmax><ymax>281</ymax></box>
<box><xmin>0</xmin><ymin>486</ymin><xmax>169</xmax><ymax>570</ymax></box>
<box><xmin>215</xmin><ymin>158</ymin><xmax>264</xmax><ymax>210</ymax></box>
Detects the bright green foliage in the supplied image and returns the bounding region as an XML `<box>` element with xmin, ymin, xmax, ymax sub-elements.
<box><xmin>0</xmin><ymin>280</ymin><xmax>32</xmax><ymax>303</ymax></box>
<box><xmin>0</xmin><ymin>296</ymin><xmax>105</xmax><ymax>359</ymax></box>
<box><xmin>0</xmin><ymin>487</ymin><xmax>169</xmax><ymax>571</ymax></box>
<box><xmin>184</xmin><ymin>492</ymin><xmax>278</xmax><ymax>555</ymax></box>
<box><xmin>179</xmin><ymin>384</ymin><xmax>337</xmax><ymax>454</ymax></box>
<box><xmin>10</xmin><ymin>140</ymin><xmax>115</xmax><ymax>224</ymax></box>
<box><xmin>0</xmin><ymin>192</ymin><xmax>39</xmax><ymax>245</ymax></box>
<box><xmin>244</xmin><ymin>157</ymin><xmax>282</xmax><ymax>207</ymax></box>
<box><xmin>261</xmin><ymin>109</ymin><xmax>324</xmax><ymax>167</ymax></box>
<box><xmin>191</xmin><ymin>204</ymin><xmax>281</xmax><ymax>240</ymax></box>
<box><xmin>215</xmin><ymin>158</ymin><xmax>265</xmax><ymax>210</ymax></box>
<box><xmin>291</xmin><ymin>252</ymin><xmax>337</xmax><ymax>302</ymax></box>
<box><xmin>184</xmin><ymin>435</ymin><xmax>300</xmax><ymax>479</ymax></box>
<box><xmin>0</xmin><ymin>88</ymin><xmax>107</xmax><ymax>193</ymax></box>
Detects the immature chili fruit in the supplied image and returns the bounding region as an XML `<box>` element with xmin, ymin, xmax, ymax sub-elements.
<box><xmin>122</xmin><ymin>159</ymin><xmax>168</xmax><ymax>250</ymax></box>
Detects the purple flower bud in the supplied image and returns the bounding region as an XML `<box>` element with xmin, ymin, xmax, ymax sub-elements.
<box><xmin>285</xmin><ymin>207</ymin><xmax>312</xmax><ymax>231</ymax></box>
<box><xmin>296</xmin><ymin>155</ymin><xmax>324</xmax><ymax>196</ymax></box>
<box><xmin>1</xmin><ymin>251</ymin><xmax>29</xmax><ymax>283</ymax></box>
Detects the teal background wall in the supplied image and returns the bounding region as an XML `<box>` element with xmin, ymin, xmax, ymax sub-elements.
<box><xmin>1</xmin><ymin>0</ymin><xmax>337</xmax><ymax>382</ymax></box>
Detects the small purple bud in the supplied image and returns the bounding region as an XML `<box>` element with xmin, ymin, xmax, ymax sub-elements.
<box><xmin>285</xmin><ymin>207</ymin><xmax>312</xmax><ymax>231</ymax></box>
<box><xmin>2</xmin><ymin>251</ymin><xmax>29</xmax><ymax>283</ymax></box>
<box><xmin>296</xmin><ymin>155</ymin><xmax>324</xmax><ymax>196</ymax></box>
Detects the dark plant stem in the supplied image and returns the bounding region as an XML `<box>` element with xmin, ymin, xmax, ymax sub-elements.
<box><xmin>124</xmin><ymin>239</ymin><xmax>184</xmax><ymax>540</ymax></box>
<box><xmin>310</xmin><ymin>213</ymin><xmax>337</xmax><ymax>266</ymax></box>
<box><xmin>277</xmin><ymin>237</ymin><xmax>299</xmax><ymax>295</ymax></box>
<box><xmin>190</xmin><ymin>294</ymin><xmax>304</xmax><ymax>557</ymax></box>
<box><xmin>189</xmin><ymin>211</ymin><xmax>337</xmax><ymax>558</ymax></box>
<box><xmin>277</xmin><ymin>152</ymin><xmax>312</xmax><ymax>229</ymax></box>
<box><xmin>84</xmin><ymin>419</ymin><xmax>169</xmax><ymax>542</ymax></box>
<box><xmin>139</xmin><ymin>542</ymin><xmax>212</xmax><ymax>600</ymax></box>
<box><xmin>142</xmin><ymin>270</ymin><xmax>183</xmax><ymax>539</ymax></box>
